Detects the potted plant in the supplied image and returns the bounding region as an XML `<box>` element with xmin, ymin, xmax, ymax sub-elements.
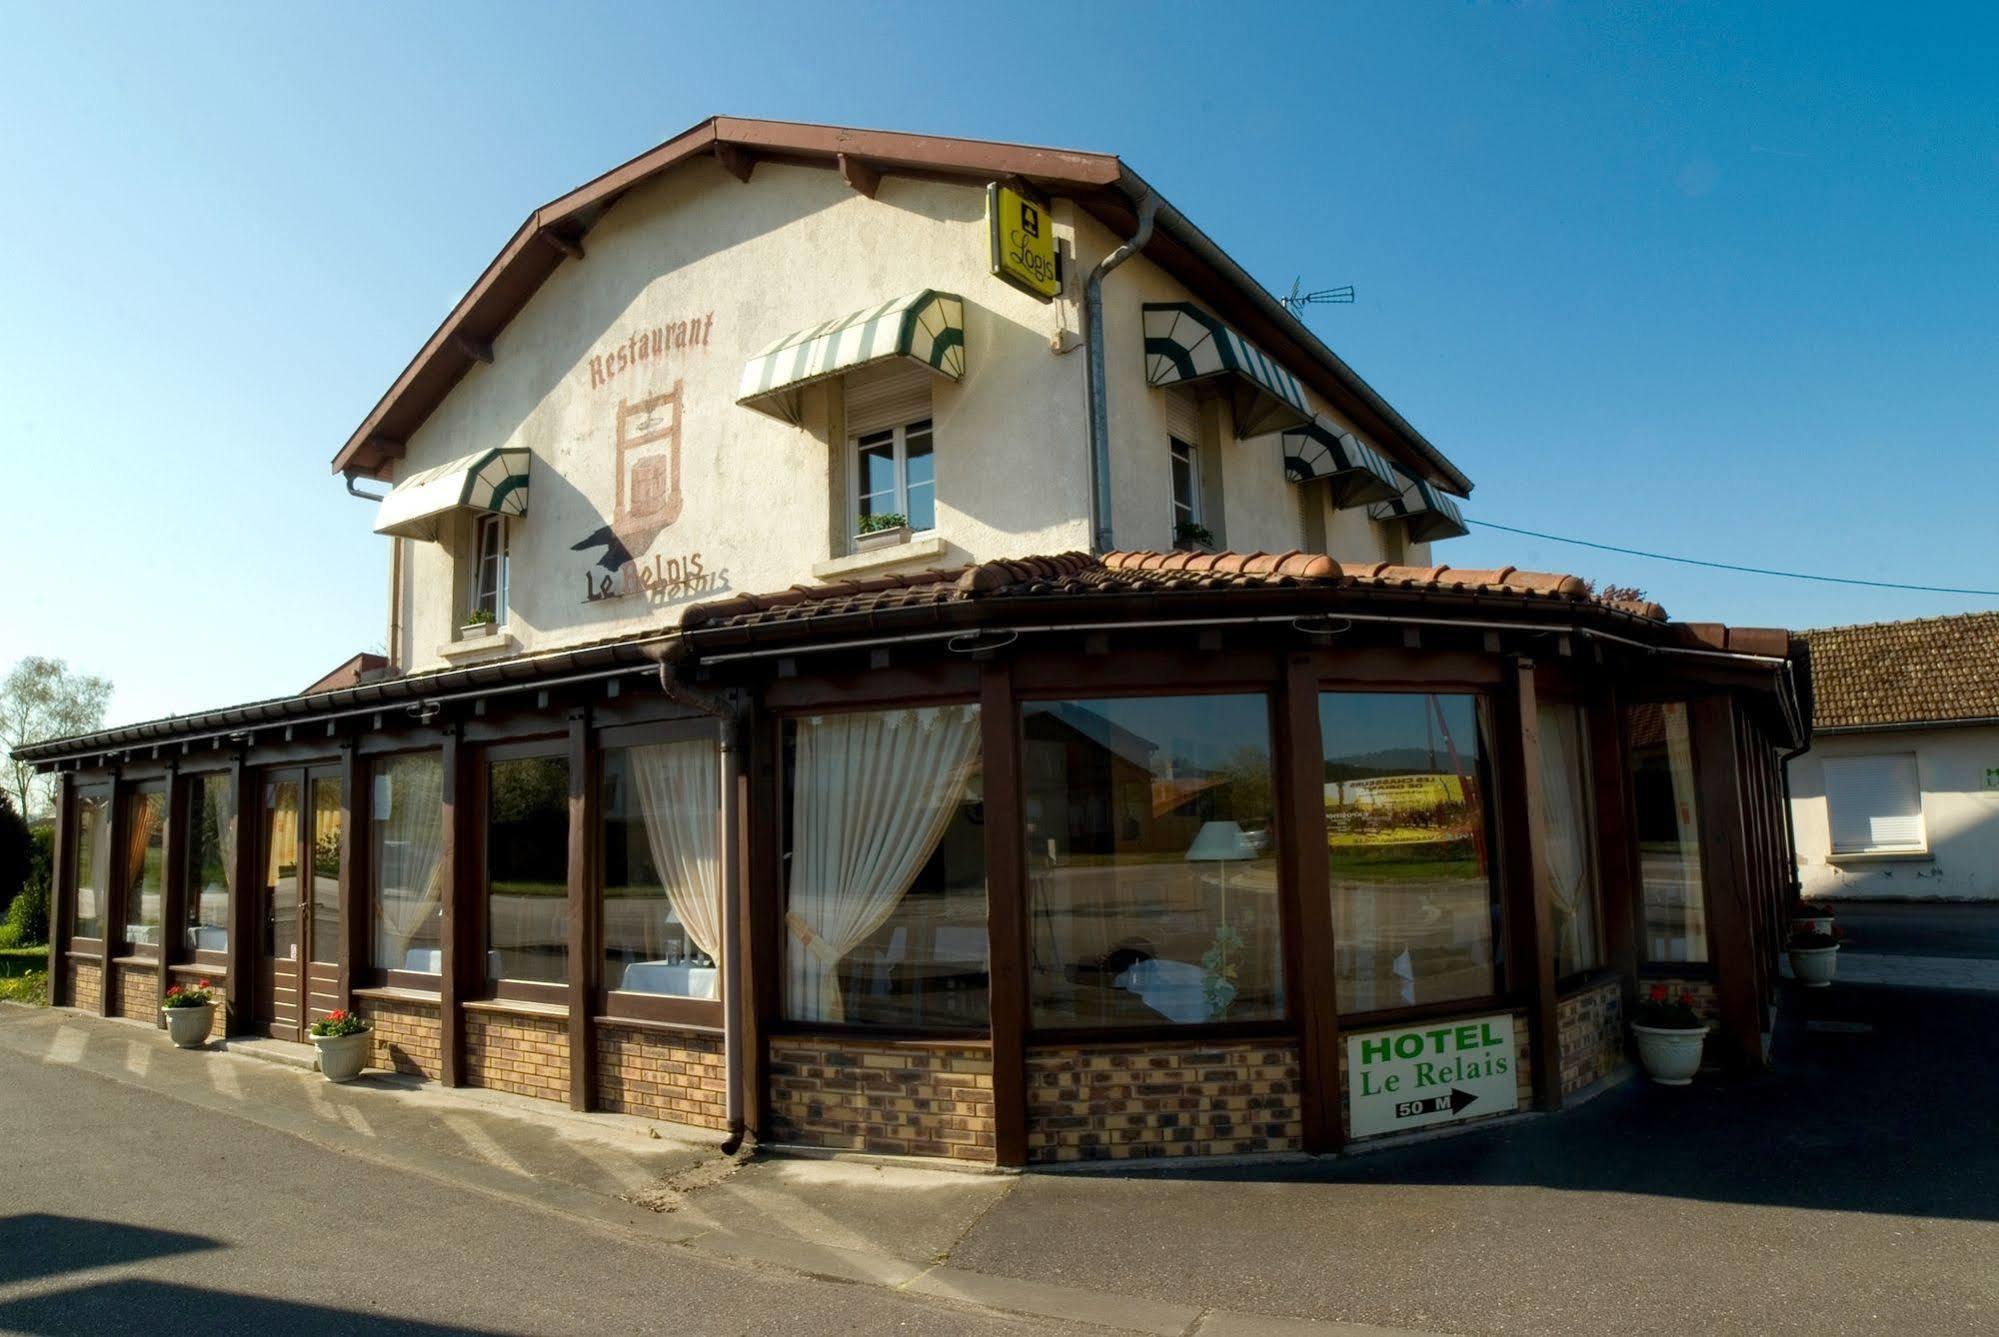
<box><xmin>1791</xmin><ymin>901</ymin><xmax>1835</xmax><ymax>937</ymax></box>
<box><xmin>1787</xmin><ymin>929</ymin><xmax>1840</xmax><ymax>987</ymax></box>
<box><xmin>1173</xmin><ymin>520</ymin><xmax>1216</xmax><ymax>552</ymax></box>
<box><xmin>1631</xmin><ymin>983</ymin><xmax>1708</xmax><ymax>1085</ymax></box>
<box><xmin>461</xmin><ymin>607</ymin><xmax>497</xmax><ymax>638</ymax></box>
<box><xmin>307</xmin><ymin>1009</ymin><xmax>374</xmax><ymax>1083</ymax></box>
<box><xmin>160</xmin><ymin>980</ymin><xmax>217</xmax><ymax>1049</ymax></box>
<box><xmin>854</xmin><ymin>511</ymin><xmax>910</xmax><ymax>552</ymax></box>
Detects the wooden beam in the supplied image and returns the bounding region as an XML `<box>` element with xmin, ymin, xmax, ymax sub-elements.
<box><xmin>979</xmin><ymin>662</ymin><xmax>1028</xmax><ymax>1167</ymax></box>
<box><xmin>565</xmin><ymin>709</ymin><xmax>593</xmax><ymax>1113</ymax></box>
<box><xmin>1587</xmin><ymin>684</ymin><xmax>1640</xmax><ymax>1033</ymax></box>
<box><xmin>155</xmin><ymin>764</ymin><xmax>182</xmax><ymax>1029</ymax></box>
<box><xmin>99</xmin><ymin>774</ymin><xmax>119</xmax><ymax>1018</ymax></box>
<box><xmin>226</xmin><ymin>757</ymin><xmax>255</xmax><ymax>1036</ymax></box>
<box><xmin>1689</xmin><ymin>697</ymin><xmax>1765</xmax><ymax>1073</ymax></box>
<box><xmin>47</xmin><ymin>776</ymin><xmax>71</xmax><ymax>1007</ymax></box>
<box><xmin>837</xmin><ymin>153</ymin><xmax>880</xmax><ymax>199</ymax></box>
<box><xmin>1498</xmin><ymin>658</ymin><xmax>1562</xmax><ymax>1111</ymax></box>
<box><xmin>1279</xmin><ymin>654</ymin><xmax>1339</xmax><ymax>1151</ymax></box>
<box><xmin>453</xmin><ymin>333</ymin><xmax>494</xmax><ymax>365</ymax></box>
<box><xmin>336</xmin><ymin>741</ymin><xmax>360</xmax><ymax>1014</ymax></box>
<box><xmin>539</xmin><ymin>229</ymin><xmax>585</xmax><ymax>261</ymax></box>
<box><xmin>713</xmin><ymin>142</ymin><xmax>755</xmax><ymax>183</ymax></box>
<box><xmin>438</xmin><ymin>726</ymin><xmax>465</xmax><ymax>1086</ymax></box>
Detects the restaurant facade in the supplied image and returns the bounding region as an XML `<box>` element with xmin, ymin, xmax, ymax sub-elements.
<box><xmin>23</xmin><ymin>119</ymin><xmax>1811</xmax><ymax>1165</ymax></box>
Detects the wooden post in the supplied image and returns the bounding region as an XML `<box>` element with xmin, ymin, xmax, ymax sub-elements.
<box><xmin>336</xmin><ymin>741</ymin><xmax>360</xmax><ymax>1013</ymax></box>
<box><xmin>1499</xmin><ymin>659</ymin><xmax>1562</xmax><ymax>1111</ymax></box>
<box><xmin>565</xmin><ymin>708</ymin><xmax>594</xmax><ymax>1112</ymax></box>
<box><xmin>1278</xmin><ymin>654</ymin><xmax>1338</xmax><ymax>1152</ymax></box>
<box><xmin>1587</xmin><ymin>686</ymin><xmax>1640</xmax><ymax>1022</ymax></box>
<box><xmin>99</xmin><ymin>774</ymin><xmax>119</xmax><ymax>1018</ymax></box>
<box><xmin>47</xmin><ymin>775</ymin><xmax>71</xmax><ymax>1007</ymax></box>
<box><xmin>156</xmin><ymin>765</ymin><xmax>183</xmax><ymax>1027</ymax></box>
<box><xmin>738</xmin><ymin>702</ymin><xmax>771</xmax><ymax>1143</ymax></box>
<box><xmin>1689</xmin><ymin>697</ymin><xmax>1763</xmax><ymax>1072</ymax></box>
<box><xmin>226</xmin><ymin>757</ymin><xmax>256</xmax><ymax>1036</ymax></box>
<box><xmin>979</xmin><ymin>662</ymin><xmax>1029</xmax><ymax>1167</ymax></box>
<box><xmin>438</xmin><ymin>726</ymin><xmax>466</xmax><ymax>1087</ymax></box>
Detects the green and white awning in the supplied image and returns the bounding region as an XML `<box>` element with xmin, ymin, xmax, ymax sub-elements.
<box><xmin>373</xmin><ymin>446</ymin><xmax>530</xmax><ymax>541</ymax></box>
<box><xmin>1281</xmin><ymin>417</ymin><xmax>1402</xmax><ymax>509</ymax></box>
<box><xmin>1368</xmin><ymin>466</ymin><xmax>1470</xmax><ymax>544</ymax></box>
<box><xmin>737</xmin><ymin>289</ymin><xmax>967</xmax><ymax>424</ymax></box>
<box><xmin>1142</xmin><ymin>302</ymin><xmax>1313</xmax><ymax>437</ymax></box>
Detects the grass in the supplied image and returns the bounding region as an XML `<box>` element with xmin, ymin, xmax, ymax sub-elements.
<box><xmin>0</xmin><ymin>945</ymin><xmax>48</xmax><ymax>1006</ymax></box>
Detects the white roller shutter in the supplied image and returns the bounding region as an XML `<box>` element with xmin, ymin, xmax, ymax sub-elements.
<box><xmin>1163</xmin><ymin>387</ymin><xmax>1201</xmax><ymax>447</ymax></box>
<box><xmin>1824</xmin><ymin>753</ymin><xmax>1926</xmax><ymax>853</ymax></box>
<box><xmin>845</xmin><ymin>360</ymin><xmax>934</xmax><ymax>437</ymax></box>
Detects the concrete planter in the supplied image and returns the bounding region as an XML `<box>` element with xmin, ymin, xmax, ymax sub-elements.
<box><xmin>161</xmin><ymin>1003</ymin><xmax>215</xmax><ymax>1049</ymax></box>
<box><xmin>1789</xmin><ymin>944</ymin><xmax>1840</xmax><ymax>988</ymax></box>
<box><xmin>854</xmin><ymin>524</ymin><xmax>909</xmax><ymax>553</ymax></box>
<box><xmin>1632</xmin><ymin>1023</ymin><xmax>1707</xmax><ymax>1086</ymax></box>
<box><xmin>311</xmin><ymin>1028</ymin><xmax>373</xmax><ymax>1082</ymax></box>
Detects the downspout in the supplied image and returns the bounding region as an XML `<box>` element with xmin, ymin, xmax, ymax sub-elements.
<box><xmin>655</xmin><ymin>657</ymin><xmax>751</xmax><ymax>1154</ymax></box>
<box><xmin>1084</xmin><ymin>191</ymin><xmax>1158</xmax><ymax>554</ymax></box>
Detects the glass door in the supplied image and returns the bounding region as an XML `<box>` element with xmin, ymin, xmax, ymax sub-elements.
<box><xmin>257</xmin><ymin>765</ymin><xmax>344</xmax><ymax>1042</ymax></box>
<box><xmin>305</xmin><ymin>768</ymin><xmax>344</xmax><ymax>1028</ymax></box>
<box><xmin>258</xmin><ymin>775</ymin><xmax>304</xmax><ymax>1039</ymax></box>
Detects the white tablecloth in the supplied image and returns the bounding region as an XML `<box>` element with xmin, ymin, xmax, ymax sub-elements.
<box><xmin>620</xmin><ymin>961</ymin><xmax>719</xmax><ymax>999</ymax></box>
<box><xmin>1113</xmin><ymin>958</ymin><xmax>1210</xmax><ymax>1024</ymax></box>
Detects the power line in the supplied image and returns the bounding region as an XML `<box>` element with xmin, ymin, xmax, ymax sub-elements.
<box><xmin>1469</xmin><ymin>519</ymin><xmax>1999</xmax><ymax>599</ymax></box>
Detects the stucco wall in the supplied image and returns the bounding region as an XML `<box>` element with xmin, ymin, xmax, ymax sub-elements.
<box><xmin>1790</xmin><ymin>726</ymin><xmax>1999</xmax><ymax>901</ymax></box>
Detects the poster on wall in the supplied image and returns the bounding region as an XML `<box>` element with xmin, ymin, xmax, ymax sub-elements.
<box><xmin>1346</xmin><ymin>1013</ymin><xmax>1518</xmax><ymax>1139</ymax></box>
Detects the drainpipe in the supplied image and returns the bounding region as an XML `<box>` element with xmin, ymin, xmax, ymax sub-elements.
<box><xmin>655</xmin><ymin>657</ymin><xmax>751</xmax><ymax>1154</ymax></box>
<box><xmin>1084</xmin><ymin>191</ymin><xmax>1158</xmax><ymax>554</ymax></box>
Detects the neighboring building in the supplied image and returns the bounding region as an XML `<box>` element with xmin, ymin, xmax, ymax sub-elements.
<box><xmin>1791</xmin><ymin>612</ymin><xmax>1999</xmax><ymax>902</ymax></box>
<box><xmin>22</xmin><ymin>119</ymin><xmax>1809</xmax><ymax>1166</ymax></box>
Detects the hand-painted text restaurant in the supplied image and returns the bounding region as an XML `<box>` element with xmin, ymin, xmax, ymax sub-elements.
<box><xmin>23</xmin><ymin>119</ymin><xmax>1812</xmax><ymax>1165</ymax></box>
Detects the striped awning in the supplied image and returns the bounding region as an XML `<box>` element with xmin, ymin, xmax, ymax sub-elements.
<box><xmin>373</xmin><ymin>446</ymin><xmax>530</xmax><ymax>540</ymax></box>
<box><xmin>737</xmin><ymin>290</ymin><xmax>967</xmax><ymax>424</ymax></box>
<box><xmin>1142</xmin><ymin>302</ymin><xmax>1312</xmax><ymax>437</ymax></box>
<box><xmin>1369</xmin><ymin>466</ymin><xmax>1470</xmax><ymax>544</ymax></box>
<box><xmin>1281</xmin><ymin>417</ymin><xmax>1402</xmax><ymax>509</ymax></box>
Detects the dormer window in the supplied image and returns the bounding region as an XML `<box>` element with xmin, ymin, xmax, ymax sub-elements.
<box><xmin>472</xmin><ymin>513</ymin><xmax>509</xmax><ymax>627</ymax></box>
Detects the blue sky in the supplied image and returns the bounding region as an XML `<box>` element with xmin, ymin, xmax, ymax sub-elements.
<box><xmin>4</xmin><ymin>3</ymin><xmax>1995</xmax><ymax>729</ymax></box>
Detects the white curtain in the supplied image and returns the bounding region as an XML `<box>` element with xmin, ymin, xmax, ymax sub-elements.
<box><xmin>1536</xmin><ymin>703</ymin><xmax>1595</xmax><ymax>972</ymax></box>
<box><xmin>785</xmin><ymin>705</ymin><xmax>981</xmax><ymax>1023</ymax></box>
<box><xmin>631</xmin><ymin>739</ymin><xmax>722</xmax><ymax>961</ymax></box>
<box><xmin>375</xmin><ymin>755</ymin><xmax>446</xmax><ymax>967</ymax></box>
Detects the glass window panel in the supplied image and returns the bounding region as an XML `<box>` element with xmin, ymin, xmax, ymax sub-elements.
<box><xmin>264</xmin><ymin>780</ymin><xmax>301</xmax><ymax>964</ymax></box>
<box><xmin>120</xmin><ymin>790</ymin><xmax>166</xmax><ymax>948</ymax></box>
<box><xmin>372</xmin><ymin>753</ymin><xmax>445</xmax><ymax>974</ymax></box>
<box><xmin>310</xmin><ymin>776</ymin><xmax>342</xmax><ymax>966</ymax></box>
<box><xmin>1537</xmin><ymin>703</ymin><xmax>1602</xmax><ymax>979</ymax></box>
<box><xmin>1319</xmin><ymin>692</ymin><xmax>1500</xmax><ymax>1015</ymax></box>
<box><xmin>905</xmin><ymin>480</ymin><xmax>936</xmax><ymax>533</ymax></box>
<box><xmin>183</xmin><ymin>774</ymin><xmax>231</xmax><ymax>953</ymax></box>
<box><xmin>1025</xmin><ymin>695</ymin><xmax>1283</xmax><ymax>1029</ymax></box>
<box><xmin>1626</xmin><ymin>702</ymin><xmax>1708</xmax><ymax>963</ymax></box>
<box><xmin>71</xmin><ymin>793</ymin><xmax>109</xmax><ymax>939</ymax></box>
<box><xmin>782</xmin><ymin>706</ymin><xmax>988</xmax><ymax>1028</ymax></box>
<box><xmin>486</xmin><ymin>756</ymin><xmax>570</xmax><ymax>985</ymax></box>
<box><xmin>858</xmin><ymin>438</ymin><xmax>897</xmax><ymax>505</ymax></box>
<box><xmin>602</xmin><ymin>741</ymin><xmax>722</xmax><ymax>999</ymax></box>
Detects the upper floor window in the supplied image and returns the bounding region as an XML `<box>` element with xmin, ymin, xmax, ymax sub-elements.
<box><xmin>853</xmin><ymin>421</ymin><xmax>936</xmax><ymax>539</ymax></box>
<box><xmin>1170</xmin><ymin>436</ymin><xmax>1201</xmax><ymax>542</ymax></box>
<box><xmin>472</xmin><ymin>514</ymin><xmax>509</xmax><ymax>627</ymax></box>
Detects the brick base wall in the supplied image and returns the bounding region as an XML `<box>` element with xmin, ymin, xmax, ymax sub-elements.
<box><xmin>114</xmin><ymin>964</ymin><xmax>158</xmax><ymax>1022</ymax></box>
<box><xmin>1339</xmin><ymin>1010</ymin><xmax>1534</xmax><ymax>1143</ymax></box>
<box><xmin>769</xmin><ymin>1038</ymin><xmax>996</xmax><ymax>1162</ymax></box>
<box><xmin>1557</xmin><ymin>979</ymin><xmax>1626</xmax><ymax>1098</ymax></box>
<box><xmin>595</xmin><ymin>1024</ymin><xmax>728</xmax><ymax>1131</ymax></box>
<box><xmin>71</xmin><ymin>960</ymin><xmax>102</xmax><ymax>1011</ymax></box>
<box><xmin>355</xmin><ymin>996</ymin><xmax>443</xmax><ymax>1080</ymax></box>
<box><xmin>464</xmin><ymin>1008</ymin><xmax>569</xmax><ymax>1104</ymax></box>
<box><xmin>1025</xmin><ymin>1040</ymin><xmax>1303</xmax><ymax>1164</ymax></box>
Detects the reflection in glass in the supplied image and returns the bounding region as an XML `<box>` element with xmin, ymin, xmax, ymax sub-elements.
<box><xmin>72</xmin><ymin>792</ymin><xmax>110</xmax><ymax>939</ymax></box>
<box><xmin>183</xmin><ymin>774</ymin><xmax>232</xmax><ymax>953</ymax></box>
<box><xmin>1025</xmin><ymin>695</ymin><xmax>1282</xmax><ymax>1028</ymax></box>
<box><xmin>1627</xmin><ymin>702</ymin><xmax>1708</xmax><ymax>963</ymax></box>
<box><xmin>121</xmin><ymin>790</ymin><xmax>166</xmax><ymax>948</ymax></box>
<box><xmin>1320</xmin><ymin>693</ymin><xmax>1500</xmax><ymax>1014</ymax></box>
<box><xmin>372</xmin><ymin>753</ymin><xmax>445</xmax><ymax>974</ymax></box>
<box><xmin>486</xmin><ymin>756</ymin><xmax>570</xmax><ymax>985</ymax></box>
<box><xmin>311</xmin><ymin>776</ymin><xmax>342</xmax><ymax>966</ymax></box>
<box><xmin>602</xmin><ymin>741</ymin><xmax>722</xmax><ymax>999</ymax></box>
<box><xmin>264</xmin><ymin>779</ymin><xmax>301</xmax><ymax>963</ymax></box>
<box><xmin>1538</xmin><ymin>703</ymin><xmax>1603</xmax><ymax>979</ymax></box>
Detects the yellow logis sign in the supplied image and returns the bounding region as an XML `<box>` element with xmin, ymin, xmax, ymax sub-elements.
<box><xmin>988</xmin><ymin>182</ymin><xmax>1060</xmax><ymax>300</ymax></box>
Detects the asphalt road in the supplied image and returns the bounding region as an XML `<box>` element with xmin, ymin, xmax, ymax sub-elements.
<box><xmin>1818</xmin><ymin>900</ymin><xmax>1999</xmax><ymax>958</ymax></box>
<box><xmin>0</xmin><ymin>1048</ymin><xmax>1096</xmax><ymax>1337</ymax></box>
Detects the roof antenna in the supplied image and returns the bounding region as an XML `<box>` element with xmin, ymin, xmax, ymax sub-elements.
<box><xmin>1279</xmin><ymin>277</ymin><xmax>1355</xmax><ymax>314</ymax></box>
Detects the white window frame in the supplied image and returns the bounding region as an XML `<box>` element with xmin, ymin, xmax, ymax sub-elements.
<box><xmin>1823</xmin><ymin>752</ymin><xmax>1927</xmax><ymax>856</ymax></box>
<box><xmin>848</xmin><ymin>418</ymin><xmax>935</xmax><ymax>545</ymax></box>
<box><xmin>1169</xmin><ymin>434</ymin><xmax>1201</xmax><ymax>541</ymax></box>
<box><xmin>472</xmin><ymin>513</ymin><xmax>509</xmax><ymax>627</ymax></box>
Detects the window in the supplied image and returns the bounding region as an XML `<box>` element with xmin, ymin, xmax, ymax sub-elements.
<box><xmin>783</xmin><ymin>706</ymin><xmax>987</xmax><ymax>1029</ymax></box>
<box><xmin>1537</xmin><ymin>702</ymin><xmax>1603</xmax><ymax>980</ymax></box>
<box><xmin>1024</xmin><ymin>695</ymin><xmax>1282</xmax><ymax>1029</ymax></box>
<box><xmin>1824</xmin><ymin>754</ymin><xmax>1926</xmax><ymax>855</ymax></box>
<box><xmin>1320</xmin><ymin>693</ymin><xmax>1500</xmax><ymax>1014</ymax></box>
<box><xmin>852</xmin><ymin>421</ymin><xmax>935</xmax><ymax>539</ymax></box>
<box><xmin>1626</xmin><ymin>703</ymin><xmax>1707</xmax><ymax>964</ymax></box>
<box><xmin>472</xmin><ymin>513</ymin><xmax>509</xmax><ymax>626</ymax></box>
<box><xmin>485</xmin><ymin>754</ymin><xmax>570</xmax><ymax>987</ymax></box>
<box><xmin>602</xmin><ymin>740</ymin><xmax>722</xmax><ymax>1000</ymax></box>
<box><xmin>71</xmin><ymin>791</ymin><xmax>111</xmax><ymax>940</ymax></box>
<box><xmin>310</xmin><ymin>774</ymin><xmax>343</xmax><ymax>964</ymax></box>
<box><xmin>121</xmin><ymin>789</ymin><xmax>166</xmax><ymax>950</ymax></box>
<box><xmin>183</xmin><ymin>773</ymin><xmax>232</xmax><ymax>954</ymax></box>
<box><xmin>1170</xmin><ymin>436</ymin><xmax>1200</xmax><ymax>541</ymax></box>
<box><xmin>372</xmin><ymin>753</ymin><xmax>445</xmax><ymax>976</ymax></box>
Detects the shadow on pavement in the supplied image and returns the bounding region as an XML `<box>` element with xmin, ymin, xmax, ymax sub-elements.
<box><xmin>0</xmin><ymin>1280</ymin><xmax>510</xmax><ymax>1336</ymax></box>
<box><xmin>1062</xmin><ymin>982</ymin><xmax>1999</xmax><ymax>1222</ymax></box>
<box><xmin>0</xmin><ymin>1215</ymin><xmax>220</xmax><ymax>1287</ymax></box>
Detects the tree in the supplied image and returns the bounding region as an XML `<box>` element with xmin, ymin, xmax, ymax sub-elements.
<box><xmin>0</xmin><ymin>825</ymin><xmax>53</xmax><ymax>948</ymax></box>
<box><xmin>0</xmin><ymin>658</ymin><xmax>112</xmax><ymax>818</ymax></box>
<box><xmin>0</xmin><ymin>794</ymin><xmax>27</xmax><ymax>916</ymax></box>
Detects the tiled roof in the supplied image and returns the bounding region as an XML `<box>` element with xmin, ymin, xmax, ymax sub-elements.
<box><xmin>1800</xmin><ymin>612</ymin><xmax>1999</xmax><ymax>729</ymax></box>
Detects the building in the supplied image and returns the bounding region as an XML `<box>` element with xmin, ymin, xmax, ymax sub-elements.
<box><xmin>22</xmin><ymin>118</ymin><xmax>1811</xmax><ymax>1165</ymax></box>
<box><xmin>1791</xmin><ymin>613</ymin><xmax>1999</xmax><ymax>902</ymax></box>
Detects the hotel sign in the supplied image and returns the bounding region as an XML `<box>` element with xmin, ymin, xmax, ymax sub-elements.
<box><xmin>988</xmin><ymin>182</ymin><xmax>1059</xmax><ymax>300</ymax></box>
<box><xmin>1347</xmin><ymin>1013</ymin><xmax>1518</xmax><ymax>1139</ymax></box>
